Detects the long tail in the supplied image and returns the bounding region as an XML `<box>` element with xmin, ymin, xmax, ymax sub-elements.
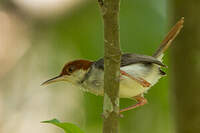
<box><xmin>153</xmin><ymin>17</ymin><xmax>184</xmax><ymax>59</ymax></box>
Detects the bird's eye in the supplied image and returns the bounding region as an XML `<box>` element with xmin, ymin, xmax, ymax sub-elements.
<box><xmin>68</xmin><ymin>67</ymin><xmax>74</xmax><ymax>73</ymax></box>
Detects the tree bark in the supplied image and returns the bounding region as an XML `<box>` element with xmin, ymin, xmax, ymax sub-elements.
<box><xmin>98</xmin><ymin>0</ymin><xmax>121</xmax><ymax>133</ymax></box>
<box><xmin>170</xmin><ymin>1</ymin><xmax>200</xmax><ymax>133</ymax></box>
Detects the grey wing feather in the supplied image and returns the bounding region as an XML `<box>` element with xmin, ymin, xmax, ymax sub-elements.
<box><xmin>94</xmin><ymin>53</ymin><xmax>166</xmax><ymax>70</ymax></box>
<box><xmin>121</xmin><ymin>53</ymin><xmax>166</xmax><ymax>67</ymax></box>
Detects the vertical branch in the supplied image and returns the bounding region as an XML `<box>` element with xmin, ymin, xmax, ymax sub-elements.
<box><xmin>98</xmin><ymin>0</ymin><xmax>121</xmax><ymax>133</ymax></box>
<box><xmin>171</xmin><ymin>0</ymin><xmax>200</xmax><ymax>133</ymax></box>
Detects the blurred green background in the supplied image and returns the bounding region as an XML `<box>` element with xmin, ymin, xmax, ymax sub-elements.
<box><xmin>0</xmin><ymin>0</ymin><xmax>177</xmax><ymax>133</ymax></box>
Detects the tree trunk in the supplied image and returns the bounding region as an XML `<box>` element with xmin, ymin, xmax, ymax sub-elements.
<box><xmin>170</xmin><ymin>1</ymin><xmax>200</xmax><ymax>133</ymax></box>
<box><xmin>98</xmin><ymin>0</ymin><xmax>121</xmax><ymax>133</ymax></box>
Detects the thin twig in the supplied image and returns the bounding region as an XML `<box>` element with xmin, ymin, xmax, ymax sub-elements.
<box><xmin>97</xmin><ymin>0</ymin><xmax>121</xmax><ymax>132</ymax></box>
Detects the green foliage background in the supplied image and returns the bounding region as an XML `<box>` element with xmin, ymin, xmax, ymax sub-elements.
<box><xmin>0</xmin><ymin>0</ymin><xmax>176</xmax><ymax>133</ymax></box>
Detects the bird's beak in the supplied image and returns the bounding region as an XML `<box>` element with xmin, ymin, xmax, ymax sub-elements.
<box><xmin>41</xmin><ymin>75</ymin><xmax>65</xmax><ymax>86</ymax></box>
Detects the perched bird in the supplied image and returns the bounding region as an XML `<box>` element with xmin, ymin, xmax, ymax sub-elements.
<box><xmin>42</xmin><ymin>18</ymin><xmax>184</xmax><ymax>113</ymax></box>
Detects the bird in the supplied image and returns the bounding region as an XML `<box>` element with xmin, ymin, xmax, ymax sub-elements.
<box><xmin>42</xmin><ymin>17</ymin><xmax>184</xmax><ymax>113</ymax></box>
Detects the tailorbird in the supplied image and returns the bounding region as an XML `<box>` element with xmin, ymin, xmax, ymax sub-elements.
<box><xmin>42</xmin><ymin>18</ymin><xmax>184</xmax><ymax>113</ymax></box>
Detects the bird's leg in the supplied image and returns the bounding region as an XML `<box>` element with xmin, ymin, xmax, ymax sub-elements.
<box><xmin>120</xmin><ymin>70</ymin><xmax>151</xmax><ymax>87</ymax></box>
<box><xmin>120</xmin><ymin>95</ymin><xmax>147</xmax><ymax>113</ymax></box>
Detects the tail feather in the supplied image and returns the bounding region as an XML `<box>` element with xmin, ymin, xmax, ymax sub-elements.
<box><xmin>153</xmin><ymin>17</ymin><xmax>184</xmax><ymax>59</ymax></box>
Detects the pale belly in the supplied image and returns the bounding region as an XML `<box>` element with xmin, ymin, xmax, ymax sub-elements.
<box><xmin>119</xmin><ymin>64</ymin><xmax>162</xmax><ymax>98</ymax></box>
<box><xmin>119</xmin><ymin>78</ymin><xmax>146</xmax><ymax>98</ymax></box>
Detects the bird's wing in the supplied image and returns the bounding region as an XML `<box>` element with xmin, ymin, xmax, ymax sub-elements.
<box><xmin>94</xmin><ymin>53</ymin><xmax>166</xmax><ymax>70</ymax></box>
<box><xmin>120</xmin><ymin>53</ymin><xmax>166</xmax><ymax>67</ymax></box>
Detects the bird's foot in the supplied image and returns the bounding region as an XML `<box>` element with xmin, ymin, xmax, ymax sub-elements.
<box><xmin>120</xmin><ymin>96</ymin><xmax>147</xmax><ymax>113</ymax></box>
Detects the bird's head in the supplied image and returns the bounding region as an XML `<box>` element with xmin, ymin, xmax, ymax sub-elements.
<box><xmin>41</xmin><ymin>60</ymin><xmax>93</xmax><ymax>86</ymax></box>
